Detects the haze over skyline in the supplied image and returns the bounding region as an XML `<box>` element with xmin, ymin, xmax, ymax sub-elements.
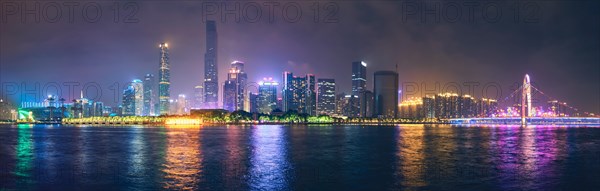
<box><xmin>1</xmin><ymin>1</ymin><xmax>598</xmax><ymax>113</ymax></box>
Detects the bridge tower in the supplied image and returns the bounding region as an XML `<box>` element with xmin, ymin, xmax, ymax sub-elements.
<box><xmin>521</xmin><ymin>74</ymin><xmax>532</xmax><ymax>124</ymax></box>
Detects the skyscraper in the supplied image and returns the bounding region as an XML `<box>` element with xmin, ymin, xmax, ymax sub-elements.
<box><xmin>362</xmin><ymin>90</ymin><xmax>374</xmax><ymax>117</ymax></box>
<box><xmin>143</xmin><ymin>74</ymin><xmax>155</xmax><ymax>116</ymax></box>
<box><xmin>222</xmin><ymin>61</ymin><xmax>247</xmax><ymax>112</ymax></box>
<box><xmin>158</xmin><ymin>43</ymin><xmax>170</xmax><ymax>115</ymax></box>
<box><xmin>223</xmin><ymin>80</ymin><xmax>236</xmax><ymax>112</ymax></box>
<box><xmin>257</xmin><ymin>78</ymin><xmax>278</xmax><ymax>114</ymax></box>
<box><xmin>193</xmin><ymin>85</ymin><xmax>204</xmax><ymax>109</ymax></box>
<box><xmin>352</xmin><ymin>61</ymin><xmax>367</xmax><ymax>95</ymax></box>
<box><xmin>306</xmin><ymin>74</ymin><xmax>317</xmax><ymax>116</ymax></box>
<box><xmin>122</xmin><ymin>84</ymin><xmax>135</xmax><ymax>116</ymax></box>
<box><xmin>132</xmin><ymin>79</ymin><xmax>144</xmax><ymax>116</ymax></box>
<box><xmin>352</xmin><ymin>61</ymin><xmax>368</xmax><ymax>117</ymax></box>
<box><xmin>249</xmin><ymin>92</ymin><xmax>259</xmax><ymax>113</ymax></box>
<box><xmin>423</xmin><ymin>96</ymin><xmax>436</xmax><ymax>118</ymax></box>
<box><xmin>176</xmin><ymin>94</ymin><xmax>188</xmax><ymax>115</ymax></box>
<box><xmin>204</xmin><ymin>20</ymin><xmax>219</xmax><ymax>108</ymax></box>
<box><xmin>282</xmin><ymin>72</ymin><xmax>316</xmax><ymax>115</ymax></box>
<box><xmin>317</xmin><ymin>79</ymin><xmax>336</xmax><ymax>116</ymax></box>
<box><xmin>373</xmin><ymin>71</ymin><xmax>398</xmax><ymax>118</ymax></box>
<box><xmin>231</xmin><ymin>61</ymin><xmax>247</xmax><ymax>111</ymax></box>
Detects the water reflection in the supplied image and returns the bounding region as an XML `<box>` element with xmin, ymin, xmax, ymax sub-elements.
<box><xmin>223</xmin><ymin>126</ymin><xmax>249</xmax><ymax>190</ymax></box>
<box><xmin>162</xmin><ymin>126</ymin><xmax>203</xmax><ymax>190</ymax></box>
<box><xmin>395</xmin><ymin>125</ymin><xmax>426</xmax><ymax>189</ymax></box>
<box><xmin>249</xmin><ymin>125</ymin><xmax>291</xmax><ymax>190</ymax></box>
<box><xmin>493</xmin><ymin>125</ymin><xmax>567</xmax><ymax>190</ymax></box>
<box><xmin>128</xmin><ymin>127</ymin><xmax>148</xmax><ymax>186</ymax></box>
<box><xmin>15</xmin><ymin>124</ymin><xmax>34</xmax><ymax>187</ymax></box>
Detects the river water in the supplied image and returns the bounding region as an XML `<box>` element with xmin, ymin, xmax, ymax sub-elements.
<box><xmin>0</xmin><ymin>124</ymin><xmax>599</xmax><ymax>190</ymax></box>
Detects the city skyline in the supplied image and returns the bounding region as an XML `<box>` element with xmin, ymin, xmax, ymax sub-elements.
<box><xmin>1</xmin><ymin>1</ymin><xmax>598</xmax><ymax>114</ymax></box>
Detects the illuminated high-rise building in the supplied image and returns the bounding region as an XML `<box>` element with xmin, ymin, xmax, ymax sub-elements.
<box><xmin>459</xmin><ymin>95</ymin><xmax>476</xmax><ymax>118</ymax></box>
<box><xmin>282</xmin><ymin>72</ymin><xmax>316</xmax><ymax>115</ymax></box>
<box><xmin>479</xmin><ymin>98</ymin><xmax>498</xmax><ymax>117</ymax></box>
<box><xmin>343</xmin><ymin>94</ymin><xmax>360</xmax><ymax>117</ymax></box>
<box><xmin>317</xmin><ymin>79</ymin><xmax>336</xmax><ymax>115</ymax></box>
<box><xmin>257</xmin><ymin>78</ymin><xmax>278</xmax><ymax>114</ymax></box>
<box><xmin>122</xmin><ymin>84</ymin><xmax>135</xmax><ymax>116</ymax></box>
<box><xmin>435</xmin><ymin>93</ymin><xmax>459</xmax><ymax>119</ymax></box>
<box><xmin>352</xmin><ymin>61</ymin><xmax>368</xmax><ymax>117</ymax></box>
<box><xmin>352</xmin><ymin>61</ymin><xmax>367</xmax><ymax>94</ymax></box>
<box><xmin>0</xmin><ymin>99</ymin><xmax>16</xmax><ymax>120</ymax></box>
<box><xmin>306</xmin><ymin>74</ymin><xmax>317</xmax><ymax>116</ymax></box>
<box><xmin>204</xmin><ymin>20</ymin><xmax>219</xmax><ymax>108</ymax></box>
<box><xmin>132</xmin><ymin>79</ymin><xmax>144</xmax><ymax>116</ymax></box>
<box><xmin>158</xmin><ymin>42</ymin><xmax>170</xmax><ymax>115</ymax></box>
<box><xmin>373</xmin><ymin>71</ymin><xmax>398</xmax><ymax>118</ymax></box>
<box><xmin>193</xmin><ymin>85</ymin><xmax>204</xmax><ymax>109</ymax></box>
<box><xmin>548</xmin><ymin>100</ymin><xmax>568</xmax><ymax>117</ymax></box>
<box><xmin>249</xmin><ymin>92</ymin><xmax>259</xmax><ymax>113</ymax></box>
<box><xmin>399</xmin><ymin>97</ymin><xmax>423</xmax><ymax>119</ymax></box>
<box><xmin>222</xmin><ymin>61</ymin><xmax>247</xmax><ymax>112</ymax></box>
<box><xmin>176</xmin><ymin>94</ymin><xmax>188</xmax><ymax>115</ymax></box>
<box><xmin>423</xmin><ymin>96</ymin><xmax>436</xmax><ymax>118</ymax></box>
<box><xmin>232</xmin><ymin>61</ymin><xmax>247</xmax><ymax>111</ymax></box>
<box><xmin>223</xmin><ymin>80</ymin><xmax>237</xmax><ymax>112</ymax></box>
<box><xmin>143</xmin><ymin>74</ymin><xmax>155</xmax><ymax>116</ymax></box>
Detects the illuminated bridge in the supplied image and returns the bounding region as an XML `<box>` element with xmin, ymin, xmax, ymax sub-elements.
<box><xmin>450</xmin><ymin>74</ymin><xmax>600</xmax><ymax>125</ymax></box>
<box><xmin>449</xmin><ymin>117</ymin><xmax>600</xmax><ymax>125</ymax></box>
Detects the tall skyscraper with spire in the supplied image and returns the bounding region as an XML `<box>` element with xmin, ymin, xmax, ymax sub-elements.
<box><xmin>158</xmin><ymin>42</ymin><xmax>170</xmax><ymax>115</ymax></box>
<box><xmin>204</xmin><ymin>20</ymin><xmax>218</xmax><ymax>108</ymax></box>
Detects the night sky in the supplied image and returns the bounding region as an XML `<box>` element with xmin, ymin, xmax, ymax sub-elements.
<box><xmin>1</xmin><ymin>1</ymin><xmax>599</xmax><ymax>113</ymax></box>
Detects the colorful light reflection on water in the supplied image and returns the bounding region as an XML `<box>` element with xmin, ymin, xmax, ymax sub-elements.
<box><xmin>0</xmin><ymin>124</ymin><xmax>598</xmax><ymax>190</ymax></box>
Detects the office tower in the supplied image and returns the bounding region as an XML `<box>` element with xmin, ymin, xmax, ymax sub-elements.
<box><xmin>373</xmin><ymin>71</ymin><xmax>398</xmax><ymax>118</ymax></box>
<box><xmin>362</xmin><ymin>90</ymin><xmax>374</xmax><ymax>117</ymax></box>
<box><xmin>335</xmin><ymin>93</ymin><xmax>347</xmax><ymax>116</ymax></box>
<box><xmin>249</xmin><ymin>92</ymin><xmax>259</xmax><ymax>113</ymax></box>
<box><xmin>317</xmin><ymin>79</ymin><xmax>336</xmax><ymax>116</ymax></box>
<box><xmin>232</xmin><ymin>61</ymin><xmax>247</xmax><ymax>111</ymax></box>
<box><xmin>223</xmin><ymin>80</ymin><xmax>237</xmax><ymax>112</ymax></box>
<box><xmin>132</xmin><ymin>79</ymin><xmax>144</xmax><ymax>116</ymax></box>
<box><xmin>352</xmin><ymin>61</ymin><xmax>367</xmax><ymax>95</ymax></box>
<box><xmin>122</xmin><ymin>84</ymin><xmax>136</xmax><ymax>116</ymax></box>
<box><xmin>222</xmin><ymin>61</ymin><xmax>247</xmax><ymax>112</ymax></box>
<box><xmin>306</xmin><ymin>74</ymin><xmax>316</xmax><ymax>116</ymax></box>
<box><xmin>169</xmin><ymin>99</ymin><xmax>177</xmax><ymax>115</ymax></box>
<box><xmin>176</xmin><ymin>94</ymin><xmax>188</xmax><ymax>115</ymax></box>
<box><xmin>193</xmin><ymin>85</ymin><xmax>204</xmax><ymax>109</ymax></box>
<box><xmin>282</xmin><ymin>72</ymin><xmax>316</xmax><ymax>115</ymax></box>
<box><xmin>92</xmin><ymin>101</ymin><xmax>104</xmax><ymax>117</ymax></box>
<box><xmin>204</xmin><ymin>20</ymin><xmax>219</xmax><ymax>108</ymax></box>
<box><xmin>158</xmin><ymin>42</ymin><xmax>170</xmax><ymax>115</ymax></box>
<box><xmin>143</xmin><ymin>74</ymin><xmax>155</xmax><ymax>116</ymax></box>
<box><xmin>352</xmin><ymin>61</ymin><xmax>368</xmax><ymax>117</ymax></box>
<box><xmin>343</xmin><ymin>94</ymin><xmax>360</xmax><ymax>117</ymax></box>
<box><xmin>257</xmin><ymin>78</ymin><xmax>279</xmax><ymax>114</ymax></box>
